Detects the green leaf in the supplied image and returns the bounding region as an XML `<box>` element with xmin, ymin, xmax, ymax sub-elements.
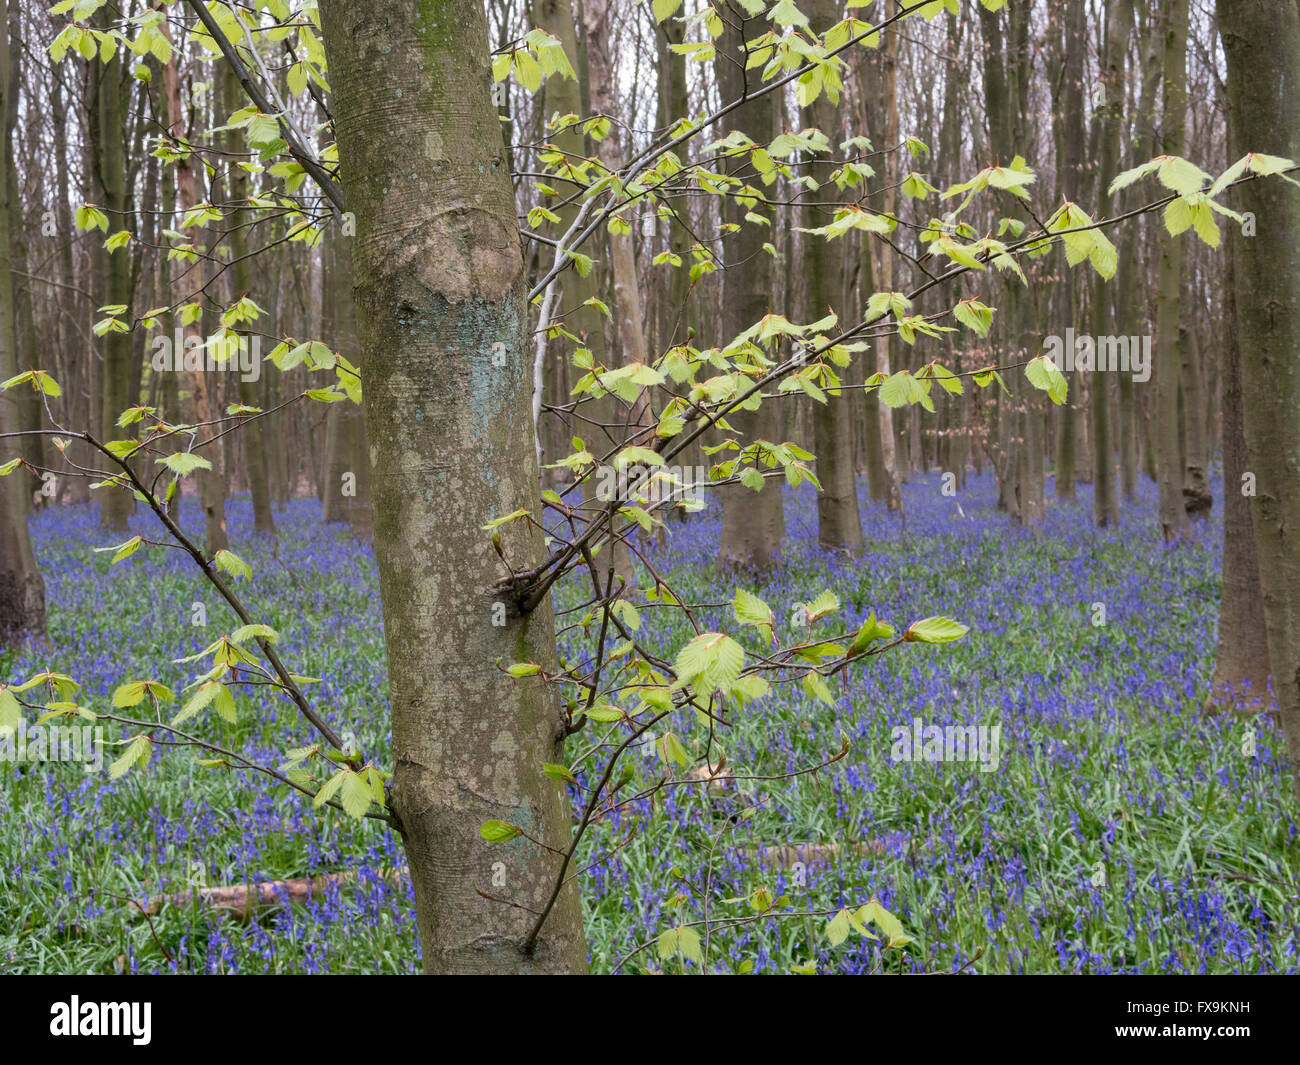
<box><xmin>0</xmin><ymin>687</ymin><xmax>21</xmax><ymax>731</ymax></box>
<box><xmin>109</xmin><ymin>734</ymin><xmax>151</xmax><ymax>780</ymax></box>
<box><xmin>1024</xmin><ymin>355</ymin><xmax>1068</xmax><ymax>405</ymax></box>
<box><xmin>733</xmin><ymin>589</ymin><xmax>775</xmax><ymax>644</ymax></box>
<box><xmin>673</xmin><ymin>632</ymin><xmax>745</xmax><ymax>694</ymax></box>
<box><xmin>656</xmin><ymin>925</ymin><xmax>703</xmax><ymax>963</ymax></box>
<box><xmin>803</xmin><ymin>590</ymin><xmax>840</xmax><ymax>622</ymax></box>
<box><xmin>657</xmin><ymin>730</ymin><xmax>691</xmax><ymax>767</ymax></box>
<box><xmin>953</xmin><ymin>298</ymin><xmax>994</xmax><ymax>337</ymax></box>
<box><xmin>481</xmin><ymin>820</ymin><xmax>523</xmax><ymax>842</ymax></box>
<box><xmin>314</xmin><ymin>769</ymin><xmax>347</xmax><ymax>808</ymax></box>
<box><xmin>542</xmin><ymin>762</ymin><xmax>578</xmax><ymax>785</ymax></box>
<box><xmin>858</xmin><ymin>898</ymin><xmax>913</xmax><ymax>948</ymax></box>
<box><xmin>339</xmin><ymin>771</ymin><xmax>373</xmax><ymax>818</ymax></box>
<box><xmin>849</xmin><ymin>611</ymin><xmax>895</xmax><ymax>654</ymax></box>
<box><xmin>171</xmin><ymin>680</ymin><xmax>234</xmax><ymax>727</ymax></box>
<box><xmin>825</xmin><ymin>908</ymin><xmax>852</xmax><ymax>947</ymax></box>
<box><xmin>230</xmin><ymin>623</ymin><xmax>278</xmax><ymax>644</ymax></box>
<box><xmin>213</xmin><ymin>549</ymin><xmax>253</xmax><ymax>582</ymax></box>
<box><xmin>93</xmin><ymin>535</ymin><xmax>143</xmax><ymax>564</ymax></box>
<box><xmin>903</xmin><ymin>616</ymin><xmax>969</xmax><ymax>643</ymax></box>
<box><xmin>112</xmin><ymin>680</ymin><xmax>174</xmax><ymax>708</ymax></box>
<box><xmin>158</xmin><ymin>452</ymin><xmax>212</xmax><ymax>476</ymax></box>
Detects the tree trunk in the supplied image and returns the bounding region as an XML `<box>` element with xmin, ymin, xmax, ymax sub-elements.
<box><xmin>804</xmin><ymin>0</ymin><xmax>862</xmax><ymax>553</ymax></box>
<box><xmin>1089</xmin><ymin>0</ymin><xmax>1134</xmax><ymax>527</ymax></box>
<box><xmin>1154</xmin><ymin>0</ymin><xmax>1190</xmax><ymax>542</ymax></box>
<box><xmin>716</xmin><ymin>1</ymin><xmax>785</xmax><ymax>567</ymax></box>
<box><xmin>1209</xmin><ymin>235</ymin><xmax>1272</xmax><ymax>713</ymax></box>
<box><xmin>90</xmin><ymin>8</ymin><xmax>134</xmax><ymax>531</ymax></box>
<box><xmin>586</xmin><ymin>0</ymin><xmax>654</xmax><ymax>583</ymax></box>
<box><xmin>319</xmin><ymin>0</ymin><xmax>589</xmax><ymax>972</ymax></box>
<box><xmin>1219</xmin><ymin>0</ymin><xmax>1300</xmax><ymax>793</ymax></box>
<box><xmin>222</xmin><ymin>64</ymin><xmax>275</xmax><ymax>536</ymax></box>
<box><xmin>1180</xmin><ymin>307</ymin><xmax>1212</xmax><ymax>517</ymax></box>
<box><xmin>162</xmin><ymin>31</ymin><xmax>227</xmax><ymax>555</ymax></box>
<box><xmin>0</xmin><ymin>0</ymin><xmax>43</xmax><ymax>645</ymax></box>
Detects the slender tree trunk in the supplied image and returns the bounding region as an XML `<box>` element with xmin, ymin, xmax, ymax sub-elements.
<box><xmin>804</xmin><ymin>0</ymin><xmax>862</xmax><ymax>552</ymax></box>
<box><xmin>1089</xmin><ymin>0</ymin><xmax>1134</xmax><ymax>527</ymax></box>
<box><xmin>533</xmin><ymin>0</ymin><xmax>600</xmax><ymax>468</ymax></box>
<box><xmin>1219</xmin><ymin>0</ymin><xmax>1300</xmax><ymax>794</ymax></box>
<box><xmin>655</xmin><ymin>12</ymin><xmax>691</xmax><ymax>350</ymax></box>
<box><xmin>716</xmin><ymin>1</ymin><xmax>784</xmax><ymax>567</ymax></box>
<box><xmin>1180</xmin><ymin>306</ymin><xmax>1212</xmax><ymax>517</ymax></box>
<box><xmin>222</xmin><ymin>65</ymin><xmax>275</xmax><ymax>536</ymax></box>
<box><xmin>90</xmin><ymin>9</ymin><xmax>133</xmax><ymax>531</ymax></box>
<box><xmin>872</xmin><ymin>13</ymin><xmax>902</xmax><ymax>512</ymax></box>
<box><xmin>1154</xmin><ymin>0</ymin><xmax>1190</xmax><ymax>542</ymax></box>
<box><xmin>586</xmin><ymin>0</ymin><xmax>655</xmax><ymax>582</ymax></box>
<box><xmin>1209</xmin><ymin>236</ymin><xmax>1272</xmax><ymax>713</ymax></box>
<box><xmin>162</xmin><ymin>32</ymin><xmax>227</xmax><ymax>554</ymax></box>
<box><xmin>852</xmin><ymin>46</ymin><xmax>893</xmax><ymax>508</ymax></box>
<box><xmin>0</xmin><ymin>0</ymin><xmax>43</xmax><ymax>645</ymax></box>
<box><xmin>1052</xmin><ymin>0</ymin><xmax>1085</xmax><ymax>500</ymax></box>
<box><xmin>319</xmin><ymin>0</ymin><xmax>589</xmax><ymax>971</ymax></box>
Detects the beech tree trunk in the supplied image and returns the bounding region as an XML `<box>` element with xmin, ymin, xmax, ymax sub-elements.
<box><xmin>1208</xmin><ymin>237</ymin><xmax>1271</xmax><ymax>713</ymax></box>
<box><xmin>715</xmin><ymin>1</ymin><xmax>785</xmax><ymax>568</ymax></box>
<box><xmin>222</xmin><ymin>64</ymin><xmax>275</xmax><ymax>537</ymax></box>
<box><xmin>1154</xmin><ymin>0</ymin><xmax>1190</xmax><ymax>542</ymax></box>
<box><xmin>90</xmin><ymin>7</ymin><xmax>134</xmax><ymax>532</ymax></box>
<box><xmin>1219</xmin><ymin>0</ymin><xmax>1300</xmax><ymax>793</ymax></box>
<box><xmin>163</xmin><ymin>32</ymin><xmax>227</xmax><ymax>555</ymax></box>
<box><xmin>319</xmin><ymin>0</ymin><xmax>589</xmax><ymax>972</ymax></box>
<box><xmin>0</xmin><ymin>0</ymin><xmax>43</xmax><ymax>645</ymax></box>
<box><xmin>804</xmin><ymin>0</ymin><xmax>862</xmax><ymax>553</ymax></box>
<box><xmin>1089</xmin><ymin>0</ymin><xmax>1133</xmax><ymax>527</ymax></box>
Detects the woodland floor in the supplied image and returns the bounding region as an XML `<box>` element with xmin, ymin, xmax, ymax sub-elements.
<box><xmin>2</xmin><ymin>470</ymin><xmax>1297</xmax><ymax>974</ymax></box>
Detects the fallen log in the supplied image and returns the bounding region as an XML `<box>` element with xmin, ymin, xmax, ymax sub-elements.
<box><xmin>742</xmin><ymin>840</ymin><xmax>888</xmax><ymax>868</ymax></box>
<box><xmin>134</xmin><ymin>866</ymin><xmax>408</xmax><ymax>919</ymax></box>
<box><xmin>132</xmin><ymin>839</ymin><xmax>888</xmax><ymax>920</ymax></box>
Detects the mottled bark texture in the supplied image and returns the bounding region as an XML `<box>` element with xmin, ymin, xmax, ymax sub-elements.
<box><xmin>319</xmin><ymin>0</ymin><xmax>588</xmax><ymax>972</ymax></box>
<box><xmin>1208</xmin><ymin>239</ymin><xmax>1272</xmax><ymax>713</ymax></box>
<box><xmin>715</xmin><ymin>1</ymin><xmax>785</xmax><ymax>568</ymax></box>
<box><xmin>1219</xmin><ymin>0</ymin><xmax>1300</xmax><ymax>791</ymax></box>
<box><xmin>163</xmin><ymin>36</ymin><xmax>227</xmax><ymax>555</ymax></box>
<box><xmin>89</xmin><ymin>7</ymin><xmax>134</xmax><ymax>532</ymax></box>
<box><xmin>222</xmin><ymin>64</ymin><xmax>276</xmax><ymax>537</ymax></box>
<box><xmin>804</xmin><ymin>0</ymin><xmax>863</xmax><ymax>554</ymax></box>
<box><xmin>0</xmin><ymin>0</ymin><xmax>43</xmax><ymax>645</ymax></box>
<box><xmin>1089</xmin><ymin>0</ymin><xmax>1133</xmax><ymax>528</ymax></box>
<box><xmin>1154</xmin><ymin>0</ymin><xmax>1190</xmax><ymax>542</ymax></box>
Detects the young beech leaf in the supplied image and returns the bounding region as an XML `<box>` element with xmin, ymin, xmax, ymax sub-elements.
<box><xmin>903</xmin><ymin>616</ymin><xmax>969</xmax><ymax>643</ymax></box>
<box><xmin>480</xmin><ymin>820</ymin><xmax>523</xmax><ymax>842</ymax></box>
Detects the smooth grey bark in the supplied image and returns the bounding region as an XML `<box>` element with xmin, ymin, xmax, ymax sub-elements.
<box><xmin>1208</xmin><ymin>237</ymin><xmax>1271</xmax><ymax>713</ymax></box>
<box><xmin>1154</xmin><ymin>0</ymin><xmax>1190</xmax><ymax>542</ymax></box>
<box><xmin>162</xmin><ymin>35</ymin><xmax>228</xmax><ymax>555</ymax></box>
<box><xmin>1220</xmin><ymin>0</ymin><xmax>1300</xmax><ymax>793</ymax></box>
<box><xmin>89</xmin><ymin>7</ymin><xmax>134</xmax><ymax>532</ymax></box>
<box><xmin>0</xmin><ymin>0</ymin><xmax>43</xmax><ymax>645</ymax></box>
<box><xmin>222</xmin><ymin>64</ymin><xmax>276</xmax><ymax>537</ymax></box>
<box><xmin>1052</xmin><ymin>0</ymin><xmax>1086</xmax><ymax>500</ymax></box>
<box><xmin>1088</xmin><ymin>0</ymin><xmax>1133</xmax><ymax>527</ymax></box>
<box><xmin>319</xmin><ymin>0</ymin><xmax>588</xmax><ymax>972</ymax></box>
<box><xmin>715</xmin><ymin>0</ymin><xmax>785</xmax><ymax>568</ymax></box>
<box><xmin>804</xmin><ymin>0</ymin><xmax>862</xmax><ymax>553</ymax></box>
